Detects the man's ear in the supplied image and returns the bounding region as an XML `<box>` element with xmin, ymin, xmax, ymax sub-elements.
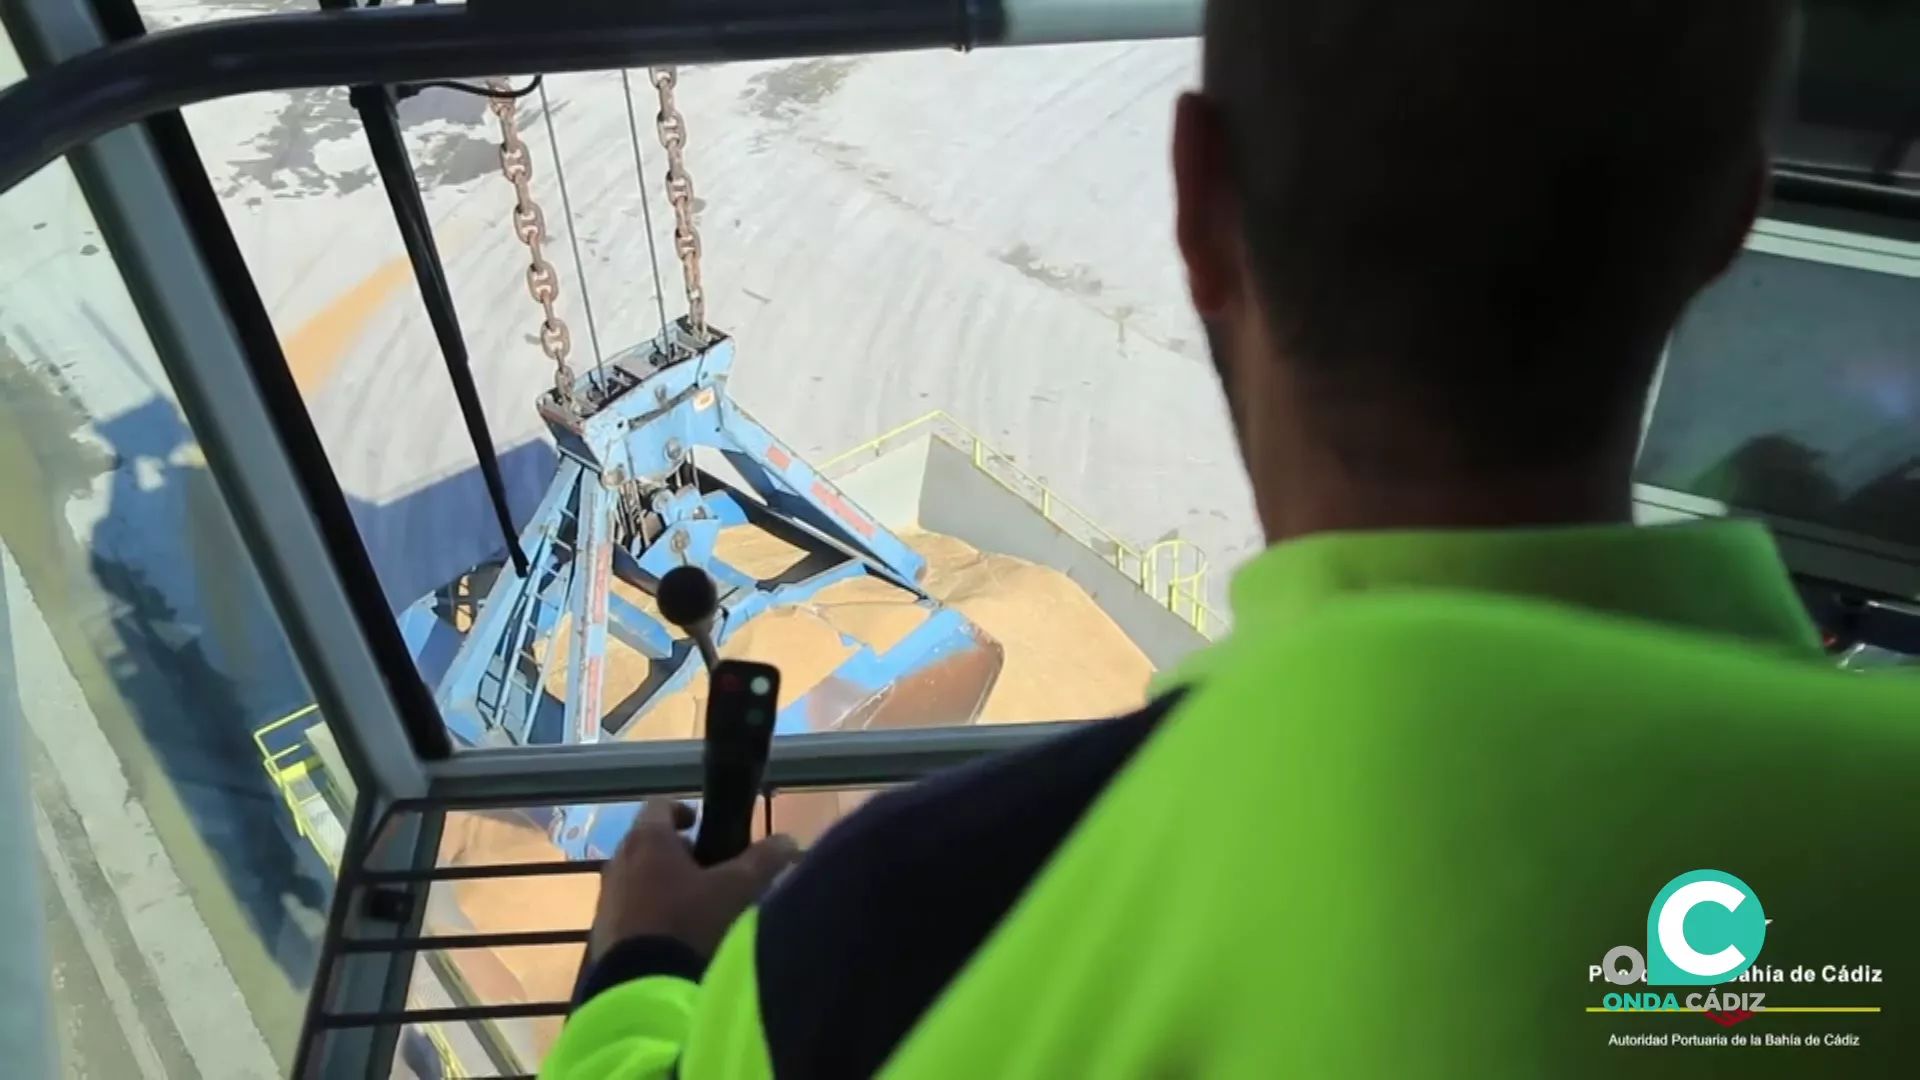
<box><xmin>1172</xmin><ymin>91</ymin><xmax>1238</xmax><ymax>319</ymax></box>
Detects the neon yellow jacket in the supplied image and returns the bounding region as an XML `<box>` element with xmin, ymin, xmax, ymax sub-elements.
<box><xmin>545</xmin><ymin>522</ymin><xmax>1920</xmax><ymax>1079</ymax></box>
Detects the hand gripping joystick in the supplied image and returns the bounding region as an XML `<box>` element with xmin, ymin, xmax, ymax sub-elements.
<box><xmin>658</xmin><ymin>566</ymin><xmax>778</xmax><ymax>866</ymax></box>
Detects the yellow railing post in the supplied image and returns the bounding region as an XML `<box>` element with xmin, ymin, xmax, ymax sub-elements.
<box><xmin>1145</xmin><ymin>539</ymin><xmax>1211</xmax><ymax>635</ymax></box>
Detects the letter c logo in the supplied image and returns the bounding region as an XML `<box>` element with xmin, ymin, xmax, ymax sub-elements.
<box><xmin>1646</xmin><ymin>870</ymin><xmax>1767</xmax><ymax>986</ymax></box>
<box><xmin>1659</xmin><ymin>880</ymin><xmax>1749</xmax><ymax>977</ymax></box>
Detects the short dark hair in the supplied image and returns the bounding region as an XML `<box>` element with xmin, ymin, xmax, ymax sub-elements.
<box><xmin>1203</xmin><ymin>0</ymin><xmax>1793</xmax><ymax>469</ymax></box>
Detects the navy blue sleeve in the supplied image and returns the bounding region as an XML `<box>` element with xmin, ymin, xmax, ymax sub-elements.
<box><xmin>752</xmin><ymin>695</ymin><xmax>1180</xmax><ymax>1079</ymax></box>
<box><xmin>569</xmin><ymin>934</ymin><xmax>708</xmax><ymax>1014</ymax></box>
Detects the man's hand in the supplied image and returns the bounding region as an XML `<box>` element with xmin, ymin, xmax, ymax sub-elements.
<box><xmin>587</xmin><ymin>799</ymin><xmax>801</xmax><ymax>962</ymax></box>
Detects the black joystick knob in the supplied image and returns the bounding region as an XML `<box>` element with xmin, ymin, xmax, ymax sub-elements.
<box><xmin>659</xmin><ymin>565</ymin><xmax>721</xmax><ymax>671</ymax></box>
<box><xmin>656</xmin><ymin>564</ymin><xmax>779</xmax><ymax>866</ymax></box>
<box><xmin>659</xmin><ymin>565</ymin><xmax>719</xmax><ymax>630</ymax></box>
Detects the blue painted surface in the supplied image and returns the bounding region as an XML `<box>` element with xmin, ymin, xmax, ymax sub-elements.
<box><xmin>606</xmin><ymin>588</ymin><xmax>673</xmax><ymax>660</ymax></box>
<box><xmin>770</xmin><ymin>607</ymin><xmax>980</xmax><ymax>736</ymax></box>
<box><xmin>396</xmin><ymin>328</ymin><xmax>996</xmax><ymax>859</ymax></box>
<box><xmin>396</xmin><ymin>599</ymin><xmax>461</xmax><ymax>690</ymax></box>
<box><xmin>717</xmin><ymin>402</ymin><xmax>929</xmax><ymax>588</ymax></box>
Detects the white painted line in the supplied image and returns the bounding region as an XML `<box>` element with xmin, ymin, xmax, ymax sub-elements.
<box><xmin>29</xmin><ymin>797</ymin><xmax>169</xmax><ymax>1080</ymax></box>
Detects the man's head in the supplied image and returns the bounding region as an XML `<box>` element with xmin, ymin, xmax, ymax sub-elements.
<box><xmin>1175</xmin><ymin>0</ymin><xmax>1794</xmax><ymax>538</ymax></box>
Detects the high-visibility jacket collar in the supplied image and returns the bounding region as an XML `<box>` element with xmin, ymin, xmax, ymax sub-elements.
<box><xmin>1163</xmin><ymin>520</ymin><xmax>1822</xmax><ymax>693</ymax></box>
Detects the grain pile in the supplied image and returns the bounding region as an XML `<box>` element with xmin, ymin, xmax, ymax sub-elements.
<box><xmin>434</xmin><ymin>525</ymin><xmax>1156</xmax><ymax>1057</ymax></box>
<box><xmin>431</xmin><ymin>813</ymin><xmax>593</xmax><ymax>1055</ymax></box>
<box><xmin>907</xmin><ymin>530</ymin><xmax>1155</xmax><ymax>723</ymax></box>
<box><xmin>536</xmin><ymin>525</ymin><xmax>1152</xmax><ymax>732</ymax></box>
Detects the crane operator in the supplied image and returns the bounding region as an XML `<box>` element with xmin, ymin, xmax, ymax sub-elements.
<box><xmin>545</xmin><ymin>1</ymin><xmax>1920</xmax><ymax>1076</ymax></box>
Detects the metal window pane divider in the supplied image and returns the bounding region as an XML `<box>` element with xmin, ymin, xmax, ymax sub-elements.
<box><xmin>420</xmin><ymin>722</ymin><xmax>1080</xmax><ymax>809</ymax></box>
<box><xmin>7</xmin><ymin>3</ymin><xmax>438</xmax><ymax>1077</ymax></box>
<box><xmin>6</xmin><ymin>0</ymin><xmax>442</xmax><ymax>815</ymax></box>
<box><xmin>0</xmin><ymin>0</ymin><xmax>1209</xmax><ymax>194</ymax></box>
<box><xmin>6</xmin><ymin>3</ymin><xmax>441</xmax><ymax>1073</ymax></box>
<box><xmin>303</xmin><ymin>797</ymin><xmax>441</xmax><ymax>1078</ymax></box>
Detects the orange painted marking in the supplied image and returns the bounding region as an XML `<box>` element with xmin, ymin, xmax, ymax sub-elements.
<box><xmin>281</xmin><ymin>218</ymin><xmax>478</xmax><ymax>395</ymax></box>
<box><xmin>811</xmin><ymin>479</ymin><xmax>877</xmax><ymax>539</ymax></box>
<box><xmin>766</xmin><ymin>444</ymin><xmax>792</xmax><ymax>471</ymax></box>
<box><xmin>283</xmin><ymin>254</ymin><xmax>417</xmax><ymax>395</ymax></box>
<box><xmin>575</xmin><ymin>542</ymin><xmax>613</xmax><ymax>744</ymax></box>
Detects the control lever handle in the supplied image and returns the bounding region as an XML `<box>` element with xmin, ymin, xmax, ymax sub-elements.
<box><xmin>659</xmin><ymin>566</ymin><xmax>777</xmax><ymax>866</ymax></box>
<box><xmin>659</xmin><ymin>563</ymin><xmax>721</xmax><ymax>670</ymax></box>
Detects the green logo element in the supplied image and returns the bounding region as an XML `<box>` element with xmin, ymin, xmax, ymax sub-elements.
<box><xmin>1646</xmin><ymin>870</ymin><xmax>1766</xmax><ymax>986</ymax></box>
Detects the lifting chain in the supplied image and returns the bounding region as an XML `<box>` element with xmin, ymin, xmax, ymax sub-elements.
<box><xmin>487</xmin><ymin>69</ymin><xmax>708</xmax><ymax>388</ymax></box>
<box><xmin>485</xmin><ymin>76</ymin><xmax>576</xmax><ymax>402</ymax></box>
<box><xmin>649</xmin><ymin>67</ymin><xmax>709</xmax><ymax>342</ymax></box>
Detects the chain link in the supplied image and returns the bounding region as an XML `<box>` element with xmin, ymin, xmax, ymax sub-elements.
<box><xmin>649</xmin><ymin>67</ymin><xmax>708</xmax><ymax>342</ymax></box>
<box><xmin>486</xmin><ymin>77</ymin><xmax>576</xmax><ymax>401</ymax></box>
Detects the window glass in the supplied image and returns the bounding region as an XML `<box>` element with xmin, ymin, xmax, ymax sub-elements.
<box><xmin>1636</xmin><ymin>242</ymin><xmax>1920</xmax><ymax>549</ymax></box>
<box><xmin>1777</xmin><ymin>2</ymin><xmax>1920</xmax><ymax>189</ymax></box>
<box><xmin>10</xmin><ymin>16</ymin><xmax>1236</xmax><ymax>1071</ymax></box>
<box><xmin>161</xmin><ymin>38</ymin><xmax>1233</xmax><ymax>770</ymax></box>
<box><xmin>2</xmin><ymin>26</ymin><xmax>340</xmax><ymax>1075</ymax></box>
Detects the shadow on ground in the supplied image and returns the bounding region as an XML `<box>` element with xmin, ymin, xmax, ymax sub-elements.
<box><xmin>0</xmin><ymin>334</ymin><xmax>554</xmax><ymax>1024</ymax></box>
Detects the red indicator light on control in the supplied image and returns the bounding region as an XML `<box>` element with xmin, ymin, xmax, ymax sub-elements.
<box><xmin>718</xmin><ymin>673</ymin><xmax>740</xmax><ymax>693</ymax></box>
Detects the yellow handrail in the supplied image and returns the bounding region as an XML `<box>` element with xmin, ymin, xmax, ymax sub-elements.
<box><xmin>822</xmin><ymin>411</ymin><xmax>1226</xmax><ymax>637</ymax></box>
<box><xmin>252</xmin><ymin>704</ymin><xmax>323</xmax><ymax>839</ymax></box>
<box><xmin>1142</xmin><ymin>539</ymin><xmax>1213</xmax><ymax>633</ymax></box>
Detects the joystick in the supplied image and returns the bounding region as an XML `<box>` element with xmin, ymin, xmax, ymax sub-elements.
<box><xmin>658</xmin><ymin>563</ymin><xmax>721</xmax><ymax>671</ymax></box>
<box><xmin>658</xmin><ymin>566</ymin><xmax>779</xmax><ymax>865</ymax></box>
